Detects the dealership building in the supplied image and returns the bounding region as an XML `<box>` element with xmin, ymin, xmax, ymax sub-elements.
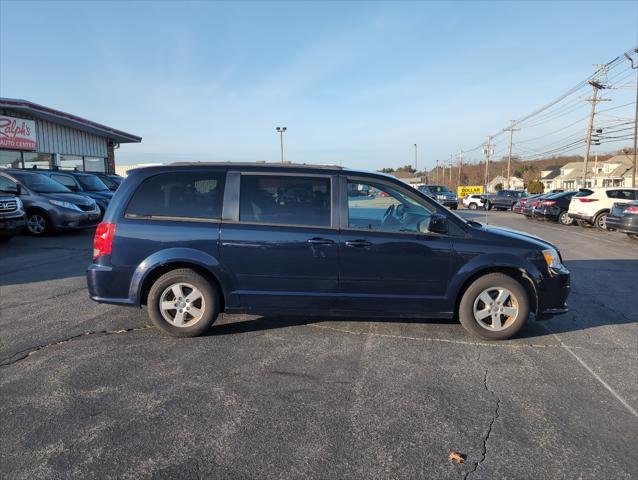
<box><xmin>0</xmin><ymin>98</ymin><xmax>141</xmax><ymax>174</ymax></box>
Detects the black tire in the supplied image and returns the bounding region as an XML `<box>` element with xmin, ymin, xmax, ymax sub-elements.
<box><xmin>558</xmin><ymin>211</ymin><xmax>573</xmax><ymax>226</ymax></box>
<box><xmin>468</xmin><ymin>203</ymin><xmax>478</xmax><ymax>210</ymax></box>
<box><xmin>577</xmin><ymin>220</ymin><xmax>593</xmax><ymax>229</ymax></box>
<box><xmin>458</xmin><ymin>273</ymin><xmax>530</xmax><ymax>340</ymax></box>
<box><xmin>26</xmin><ymin>210</ymin><xmax>50</xmax><ymax>236</ymax></box>
<box><xmin>594</xmin><ymin>211</ymin><xmax>608</xmax><ymax>231</ymax></box>
<box><xmin>147</xmin><ymin>268</ymin><xmax>220</xmax><ymax>337</ymax></box>
<box><xmin>486</xmin><ymin>202</ymin><xmax>492</xmax><ymax>211</ymax></box>
<box><xmin>451</xmin><ymin>205</ymin><xmax>457</xmax><ymax>210</ymax></box>
<box><xmin>627</xmin><ymin>233</ymin><xmax>638</xmax><ymax>241</ymax></box>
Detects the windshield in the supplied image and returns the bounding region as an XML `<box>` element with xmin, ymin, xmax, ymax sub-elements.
<box><xmin>13</xmin><ymin>173</ymin><xmax>72</xmax><ymax>194</ymax></box>
<box><xmin>77</xmin><ymin>175</ymin><xmax>109</xmax><ymax>192</ymax></box>
<box><xmin>427</xmin><ymin>185</ymin><xmax>451</xmax><ymax>194</ymax></box>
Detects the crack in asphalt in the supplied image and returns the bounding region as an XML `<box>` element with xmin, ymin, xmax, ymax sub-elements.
<box><xmin>0</xmin><ymin>326</ymin><xmax>152</xmax><ymax>367</ymax></box>
<box><xmin>464</xmin><ymin>367</ymin><xmax>501</xmax><ymax>480</ymax></box>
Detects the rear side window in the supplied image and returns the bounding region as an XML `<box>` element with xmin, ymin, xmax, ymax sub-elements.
<box><xmin>607</xmin><ymin>189</ymin><xmax>636</xmax><ymax>200</ymax></box>
<box><xmin>126</xmin><ymin>171</ymin><xmax>225</xmax><ymax>219</ymax></box>
<box><xmin>239</xmin><ymin>175</ymin><xmax>331</xmax><ymax>226</ymax></box>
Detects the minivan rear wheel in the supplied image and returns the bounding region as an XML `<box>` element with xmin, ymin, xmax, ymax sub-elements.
<box><xmin>459</xmin><ymin>273</ymin><xmax>529</xmax><ymax>340</ymax></box>
<box><xmin>148</xmin><ymin>268</ymin><xmax>220</xmax><ymax>337</ymax></box>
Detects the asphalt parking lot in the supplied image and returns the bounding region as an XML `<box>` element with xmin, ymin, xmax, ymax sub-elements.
<box><xmin>1</xmin><ymin>211</ymin><xmax>637</xmax><ymax>479</ymax></box>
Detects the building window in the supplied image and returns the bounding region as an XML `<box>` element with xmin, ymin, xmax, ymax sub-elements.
<box><xmin>84</xmin><ymin>157</ymin><xmax>106</xmax><ymax>173</ymax></box>
<box><xmin>60</xmin><ymin>154</ymin><xmax>83</xmax><ymax>170</ymax></box>
<box><xmin>23</xmin><ymin>152</ymin><xmax>53</xmax><ymax>169</ymax></box>
<box><xmin>0</xmin><ymin>150</ymin><xmax>23</xmax><ymax>168</ymax></box>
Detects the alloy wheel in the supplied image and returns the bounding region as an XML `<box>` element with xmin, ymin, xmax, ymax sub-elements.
<box><xmin>159</xmin><ymin>282</ymin><xmax>206</xmax><ymax>327</ymax></box>
<box><xmin>27</xmin><ymin>214</ymin><xmax>46</xmax><ymax>235</ymax></box>
<box><xmin>472</xmin><ymin>287</ymin><xmax>519</xmax><ymax>331</ymax></box>
<box><xmin>559</xmin><ymin>212</ymin><xmax>573</xmax><ymax>225</ymax></box>
<box><xmin>596</xmin><ymin>213</ymin><xmax>607</xmax><ymax>230</ymax></box>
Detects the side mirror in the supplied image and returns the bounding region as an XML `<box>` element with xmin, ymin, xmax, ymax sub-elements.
<box><xmin>0</xmin><ymin>184</ymin><xmax>20</xmax><ymax>195</ymax></box>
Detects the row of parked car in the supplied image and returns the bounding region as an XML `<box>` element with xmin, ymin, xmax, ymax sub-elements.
<box><xmin>514</xmin><ymin>188</ymin><xmax>638</xmax><ymax>240</ymax></box>
<box><xmin>458</xmin><ymin>187</ymin><xmax>638</xmax><ymax>240</ymax></box>
<box><xmin>0</xmin><ymin>168</ymin><xmax>123</xmax><ymax>241</ymax></box>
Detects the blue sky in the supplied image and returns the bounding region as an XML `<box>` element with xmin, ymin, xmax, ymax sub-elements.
<box><xmin>1</xmin><ymin>1</ymin><xmax>636</xmax><ymax>170</ymax></box>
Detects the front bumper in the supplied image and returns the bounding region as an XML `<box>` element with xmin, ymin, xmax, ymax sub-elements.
<box><xmin>0</xmin><ymin>214</ymin><xmax>27</xmax><ymax>236</ymax></box>
<box><xmin>536</xmin><ymin>266</ymin><xmax>571</xmax><ymax>320</ymax></box>
<box><xmin>51</xmin><ymin>209</ymin><xmax>101</xmax><ymax>230</ymax></box>
<box><xmin>606</xmin><ymin>215</ymin><xmax>638</xmax><ymax>234</ymax></box>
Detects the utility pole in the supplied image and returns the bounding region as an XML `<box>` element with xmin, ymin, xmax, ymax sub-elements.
<box><xmin>582</xmin><ymin>66</ymin><xmax>611</xmax><ymax>187</ymax></box>
<box><xmin>457</xmin><ymin>149</ymin><xmax>464</xmax><ymax>192</ymax></box>
<box><xmin>413</xmin><ymin>144</ymin><xmax>418</xmax><ymax>173</ymax></box>
<box><xmin>435</xmin><ymin>159</ymin><xmax>439</xmax><ymax>183</ymax></box>
<box><xmin>482</xmin><ymin>136</ymin><xmax>494</xmax><ymax>193</ymax></box>
<box><xmin>448</xmin><ymin>154</ymin><xmax>453</xmax><ymax>187</ymax></box>
<box><xmin>276</xmin><ymin>127</ymin><xmax>287</xmax><ymax>163</ymax></box>
<box><xmin>593</xmin><ymin>152</ymin><xmax>598</xmax><ymax>187</ymax></box>
<box><xmin>505</xmin><ymin>121</ymin><xmax>519</xmax><ymax>189</ymax></box>
<box><xmin>625</xmin><ymin>49</ymin><xmax>638</xmax><ymax>188</ymax></box>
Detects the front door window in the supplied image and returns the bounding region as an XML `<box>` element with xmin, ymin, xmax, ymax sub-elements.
<box><xmin>347</xmin><ymin>181</ymin><xmax>433</xmax><ymax>233</ymax></box>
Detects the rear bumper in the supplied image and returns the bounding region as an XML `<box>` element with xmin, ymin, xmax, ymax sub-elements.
<box><xmin>606</xmin><ymin>215</ymin><xmax>638</xmax><ymax>234</ymax></box>
<box><xmin>535</xmin><ymin>207</ymin><xmax>560</xmax><ymax>222</ymax></box>
<box><xmin>567</xmin><ymin>212</ymin><xmax>593</xmax><ymax>223</ymax></box>
<box><xmin>87</xmin><ymin>263</ymin><xmax>137</xmax><ymax>306</ymax></box>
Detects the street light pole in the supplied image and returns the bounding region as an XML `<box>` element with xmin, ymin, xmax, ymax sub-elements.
<box><xmin>276</xmin><ymin>127</ymin><xmax>287</xmax><ymax>163</ymax></box>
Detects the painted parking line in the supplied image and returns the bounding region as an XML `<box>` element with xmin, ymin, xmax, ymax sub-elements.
<box><xmin>542</xmin><ymin>324</ymin><xmax>637</xmax><ymax>417</ymax></box>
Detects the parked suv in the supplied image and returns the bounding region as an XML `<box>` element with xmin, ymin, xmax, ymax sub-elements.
<box><xmin>462</xmin><ymin>194</ymin><xmax>485</xmax><ymax>210</ymax></box>
<box><xmin>1</xmin><ymin>170</ymin><xmax>100</xmax><ymax>235</ymax></box>
<box><xmin>417</xmin><ymin>184</ymin><xmax>458</xmax><ymax>209</ymax></box>
<box><xmin>32</xmin><ymin>169</ymin><xmax>114</xmax><ymax>217</ymax></box>
<box><xmin>567</xmin><ymin>187</ymin><xmax>638</xmax><ymax>230</ymax></box>
<box><xmin>484</xmin><ymin>190</ymin><xmax>528</xmax><ymax>211</ymax></box>
<box><xmin>0</xmin><ymin>176</ymin><xmax>27</xmax><ymax>241</ymax></box>
<box><xmin>87</xmin><ymin>163</ymin><xmax>570</xmax><ymax>340</ymax></box>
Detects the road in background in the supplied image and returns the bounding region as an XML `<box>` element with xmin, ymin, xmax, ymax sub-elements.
<box><xmin>1</xmin><ymin>213</ymin><xmax>636</xmax><ymax>479</ymax></box>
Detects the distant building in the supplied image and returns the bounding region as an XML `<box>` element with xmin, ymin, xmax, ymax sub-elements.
<box><xmin>487</xmin><ymin>175</ymin><xmax>524</xmax><ymax>193</ymax></box>
<box><xmin>539</xmin><ymin>166</ymin><xmax>561</xmax><ymax>191</ymax></box>
<box><xmin>546</xmin><ymin>155</ymin><xmax>634</xmax><ymax>190</ymax></box>
<box><xmin>0</xmin><ymin>98</ymin><xmax>141</xmax><ymax>174</ymax></box>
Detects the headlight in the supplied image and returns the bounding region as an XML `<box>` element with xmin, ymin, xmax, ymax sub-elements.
<box><xmin>15</xmin><ymin>197</ymin><xmax>23</xmax><ymax>209</ymax></box>
<box><xmin>542</xmin><ymin>249</ymin><xmax>562</xmax><ymax>269</ymax></box>
<box><xmin>48</xmin><ymin>199</ymin><xmax>82</xmax><ymax>212</ymax></box>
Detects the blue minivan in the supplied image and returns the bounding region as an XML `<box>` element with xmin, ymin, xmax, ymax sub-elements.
<box><xmin>87</xmin><ymin>163</ymin><xmax>570</xmax><ymax>340</ymax></box>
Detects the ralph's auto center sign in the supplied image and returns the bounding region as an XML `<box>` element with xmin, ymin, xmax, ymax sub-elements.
<box><xmin>0</xmin><ymin>115</ymin><xmax>37</xmax><ymax>150</ymax></box>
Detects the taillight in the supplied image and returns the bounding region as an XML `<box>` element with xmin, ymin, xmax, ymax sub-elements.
<box><xmin>541</xmin><ymin>200</ymin><xmax>556</xmax><ymax>206</ymax></box>
<box><xmin>625</xmin><ymin>206</ymin><xmax>638</xmax><ymax>214</ymax></box>
<box><xmin>578</xmin><ymin>198</ymin><xmax>598</xmax><ymax>203</ymax></box>
<box><xmin>93</xmin><ymin>222</ymin><xmax>116</xmax><ymax>260</ymax></box>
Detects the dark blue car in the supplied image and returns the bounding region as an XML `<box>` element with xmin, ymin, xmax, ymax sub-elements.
<box><xmin>33</xmin><ymin>169</ymin><xmax>114</xmax><ymax>217</ymax></box>
<box><xmin>87</xmin><ymin>163</ymin><xmax>570</xmax><ymax>340</ymax></box>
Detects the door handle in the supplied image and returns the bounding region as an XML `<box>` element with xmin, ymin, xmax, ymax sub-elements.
<box><xmin>307</xmin><ymin>237</ymin><xmax>335</xmax><ymax>245</ymax></box>
<box><xmin>345</xmin><ymin>239</ymin><xmax>372</xmax><ymax>248</ymax></box>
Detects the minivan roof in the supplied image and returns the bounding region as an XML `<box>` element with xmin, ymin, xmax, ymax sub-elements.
<box><xmin>169</xmin><ymin>162</ymin><xmax>345</xmax><ymax>170</ymax></box>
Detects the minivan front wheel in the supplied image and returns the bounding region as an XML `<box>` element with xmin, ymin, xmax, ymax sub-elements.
<box><xmin>27</xmin><ymin>212</ymin><xmax>49</xmax><ymax>236</ymax></box>
<box><xmin>148</xmin><ymin>269</ymin><xmax>220</xmax><ymax>337</ymax></box>
<box><xmin>459</xmin><ymin>273</ymin><xmax>529</xmax><ymax>340</ymax></box>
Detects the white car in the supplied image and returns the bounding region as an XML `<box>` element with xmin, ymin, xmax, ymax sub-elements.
<box><xmin>567</xmin><ymin>187</ymin><xmax>638</xmax><ymax>230</ymax></box>
<box><xmin>462</xmin><ymin>194</ymin><xmax>485</xmax><ymax>210</ymax></box>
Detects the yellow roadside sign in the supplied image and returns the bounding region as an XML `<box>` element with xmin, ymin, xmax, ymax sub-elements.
<box><xmin>458</xmin><ymin>185</ymin><xmax>484</xmax><ymax>197</ymax></box>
